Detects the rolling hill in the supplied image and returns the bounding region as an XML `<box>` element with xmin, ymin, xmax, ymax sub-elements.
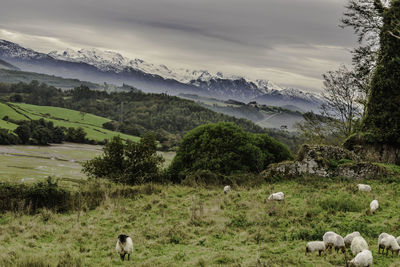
<box><xmin>0</xmin><ymin>102</ymin><xmax>139</xmax><ymax>142</ymax></box>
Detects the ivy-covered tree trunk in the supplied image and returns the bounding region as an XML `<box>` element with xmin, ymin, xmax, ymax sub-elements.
<box><xmin>346</xmin><ymin>0</ymin><xmax>400</xmax><ymax>163</ymax></box>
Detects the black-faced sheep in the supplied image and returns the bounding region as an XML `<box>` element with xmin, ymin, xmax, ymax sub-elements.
<box><xmin>116</xmin><ymin>234</ymin><xmax>133</xmax><ymax>261</ymax></box>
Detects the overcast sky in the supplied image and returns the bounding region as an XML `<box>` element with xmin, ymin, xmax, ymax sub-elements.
<box><xmin>0</xmin><ymin>0</ymin><xmax>356</xmax><ymax>92</ymax></box>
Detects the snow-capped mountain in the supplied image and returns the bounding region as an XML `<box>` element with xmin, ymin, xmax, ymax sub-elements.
<box><xmin>0</xmin><ymin>39</ymin><xmax>324</xmax><ymax>112</ymax></box>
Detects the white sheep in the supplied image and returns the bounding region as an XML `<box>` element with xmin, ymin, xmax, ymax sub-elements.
<box><xmin>305</xmin><ymin>241</ymin><xmax>326</xmax><ymax>256</ymax></box>
<box><xmin>224</xmin><ymin>185</ymin><xmax>231</xmax><ymax>194</ymax></box>
<box><xmin>344</xmin><ymin>232</ymin><xmax>361</xmax><ymax>247</ymax></box>
<box><xmin>357</xmin><ymin>184</ymin><xmax>371</xmax><ymax>192</ymax></box>
<box><xmin>267</xmin><ymin>192</ymin><xmax>284</xmax><ymax>201</ymax></box>
<box><xmin>323</xmin><ymin>231</ymin><xmax>337</xmax><ymax>251</ymax></box>
<box><xmin>334</xmin><ymin>234</ymin><xmax>346</xmax><ymax>253</ymax></box>
<box><xmin>378</xmin><ymin>234</ymin><xmax>400</xmax><ymax>256</ymax></box>
<box><xmin>397</xmin><ymin>236</ymin><xmax>400</xmax><ymax>246</ymax></box>
<box><xmin>370</xmin><ymin>199</ymin><xmax>379</xmax><ymax>214</ymax></box>
<box><xmin>115</xmin><ymin>234</ymin><xmax>133</xmax><ymax>261</ymax></box>
<box><xmin>349</xmin><ymin>249</ymin><xmax>373</xmax><ymax>267</ymax></box>
<box><xmin>351</xmin><ymin>236</ymin><xmax>369</xmax><ymax>256</ymax></box>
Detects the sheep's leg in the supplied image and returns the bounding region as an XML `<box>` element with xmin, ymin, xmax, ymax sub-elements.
<box><xmin>128</xmin><ymin>254</ymin><xmax>130</xmax><ymax>261</ymax></box>
<box><xmin>120</xmin><ymin>253</ymin><xmax>126</xmax><ymax>261</ymax></box>
<box><xmin>318</xmin><ymin>250</ymin><xmax>322</xmax><ymax>256</ymax></box>
<box><xmin>386</xmin><ymin>248</ymin><xmax>389</xmax><ymax>256</ymax></box>
<box><xmin>378</xmin><ymin>245</ymin><xmax>380</xmax><ymax>254</ymax></box>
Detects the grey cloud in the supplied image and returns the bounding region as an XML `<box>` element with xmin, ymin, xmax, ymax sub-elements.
<box><xmin>0</xmin><ymin>0</ymin><xmax>357</xmax><ymax>91</ymax></box>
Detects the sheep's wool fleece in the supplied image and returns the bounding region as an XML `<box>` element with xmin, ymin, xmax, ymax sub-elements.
<box><xmin>268</xmin><ymin>192</ymin><xmax>284</xmax><ymax>201</ymax></box>
<box><xmin>116</xmin><ymin>237</ymin><xmax>133</xmax><ymax>254</ymax></box>
<box><xmin>306</xmin><ymin>241</ymin><xmax>325</xmax><ymax>252</ymax></box>
<box><xmin>344</xmin><ymin>232</ymin><xmax>361</xmax><ymax>246</ymax></box>
<box><xmin>351</xmin><ymin>236</ymin><xmax>369</xmax><ymax>256</ymax></box>
<box><xmin>350</xmin><ymin>249</ymin><xmax>373</xmax><ymax>267</ymax></box>
<box><xmin>370</xmin><ymin>200</ymin><xmax>379</xmax><ymax>212</ymax></box>
<box><xmin>357</xmin><ymin>184</ymin><xmax>371</xmax><ymax>192</ymax></box>
<box><xmin>323</xmin><ymin>232</ymin><xmax>337</xmax><ymax>245</ymax></box>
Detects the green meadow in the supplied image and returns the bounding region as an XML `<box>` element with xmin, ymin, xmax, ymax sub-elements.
<box><xmin>0</xmin><ymin>174</ymin><xmax>400</xmax><ymax>266</ymax></box>
<box><xmin>0</xmin><ymin>102</ymin><xmax>139</xmax><ymax>142</ymax></box>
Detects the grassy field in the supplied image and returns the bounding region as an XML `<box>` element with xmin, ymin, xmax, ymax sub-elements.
<box><xmin>1</xmin><ymin>176</ymin><xmax>400</xmax><ymax>266</ymax></box>
<box><xmin>0</xmin><ymin>102</ymin><xmax>139</xmax><ymax>142</ymax></box>
<box><xmin>0</xmin><ymin>144</ymin><xmax>175</xmax><ymax>187</ymax></box>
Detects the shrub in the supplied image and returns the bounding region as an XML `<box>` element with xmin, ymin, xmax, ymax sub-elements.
<box><xmin>169</xmin><ymin>122</ymin><xmax>292</xmax><ymax>182</ymax></box>
<box><xmin>82</xmin><ymin>134</ymin><xmax>164</xmax><ymax>184</ymax></box>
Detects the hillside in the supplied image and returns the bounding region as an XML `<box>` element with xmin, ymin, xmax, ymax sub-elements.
<box><xmin>0</xmin><ymin>59</ymin><xmax>19</xmax><ymax>71</ymax></box>
<box><xmin>0</xmin><ymin>177</ymin><xmax>399</xmax><ymax>266</ymax></box>
<box><xmin>0</xmin><ymin>82</ymin><xmax>269</xmax><ymax>150</ymax></box>
<box><xmin>179</xmin><ymin>94</ymin><xmax>304</xmax><ymax>131</ymax></box>
<box><xmin>0</xmin><ymin>102</ymin><xmax>139</xmax><ymax>142</ymax></box>
<box><xmin>0</xmin><ymin>68</ymin><xmax>101</xmax><ymax>90</ymax></box>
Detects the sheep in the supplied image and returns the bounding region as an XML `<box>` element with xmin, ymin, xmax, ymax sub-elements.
<box><xmin>357</xmin><ymin>184</ymin><xmax>371</xmax><ymax>192</ymax></box>
<box><xmin>224</xmin><ymin>185</ymin><xmax>231</xmax><ymax>194</ymax></box>
<box><xmin>397</xmin><ymin>236</ymin><xmax>400</xmax><ymax>246</ymax></box>
<box><xmin>267</xmin><ymin>192</ymin><xmax>284</xmax><ymax>201</ymax></box>
<box><xmin>323</xmin><ymin>232</ymin><xmax>345</xmax><ymax>253</ymax></box>
<box><xmin>305</xmin><ymin>241</ymin><xmax>326</xmax><ymax>256</ymax></box>
<box><xmin>334</xmin><ymin>234</ymin><xmax>346</xmax><ymax>253</ymax></box>
<box><xmin>378</xmin><ymin>234</ymin><xmax>400</xmax><ymax>256</ymax></box>
<box><xmin>370</xmin><ymin>199</ymin><xmax>379</xmax><ymax>214</ymax></box>
<box><xmin>344</xmin><ymin>232</ymin><xmax>361</xmax><ymax>247</ymax></box>
<box><xmin>115</xmin><ymin>234</ymin><xmax>133</xmax><ymax>261</ymax></box>
<box><xmin>351</xmin><ymin>236</ymin><xmax>369</xmax><ymax>256</ymax></box>
<box><xmin>348</xmin><ymin>249</ymin><xmax>373</xmax><ymax>267</ymax></box>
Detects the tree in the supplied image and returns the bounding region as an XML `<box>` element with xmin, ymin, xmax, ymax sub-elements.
<box><xmin>168</xmin><ymin>122</ymin><xmax>292</xmax><ymax>182</ymax></box>
<box><xmin>14</xmin><ymin>124</ymin><xmax>31</xmax><ymax>144</ymax></box>
<box><xmin>82</xmin><ymin>134</ymin><xmax>164</xmax><ymax>184</ymax></box>
<box><xmin>357</xmin><ymin>0</ymin><xmax>400</xmax><ymax>144</ymax></box>
<box><xmin>321</xmin><ymin>65</ymin><xmax>364</xmax><ymax>137</ymax></box>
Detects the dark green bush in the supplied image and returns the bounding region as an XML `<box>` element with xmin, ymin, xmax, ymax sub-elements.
<box><xmin>169</xmin><ymin>122</ymin><xmax>292</xmax><ymax>182</ymax></box>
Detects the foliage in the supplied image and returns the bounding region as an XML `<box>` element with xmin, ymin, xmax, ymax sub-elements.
<box><xmin>295</xmin><ymin>112</ymin><xmax>346</xmax><ymax>146</ymax></box>
<box><xmin>82</xmin><ymin>134</ymin><xmax>164</xmax><ymax>184</ymax></box>
<box><xmin>359</xmin><ymin>0</ymin><xmax>400</xmax><ymax>145</ymax></box>
<box><xmin>0</xmin><ymin>128</ymin><xmax>20</xmax><ymax>145</ymax></box>
<box><xmin>168</xmin><ymin>122</ymin><xmax>292</xmax><ymax>182</ymax></box>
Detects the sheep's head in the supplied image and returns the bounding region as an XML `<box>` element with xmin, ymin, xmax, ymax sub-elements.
<box><xmin>118</xmin><ymin>234</ymin><xmax>129</xmax><ymax>243</ymax></box>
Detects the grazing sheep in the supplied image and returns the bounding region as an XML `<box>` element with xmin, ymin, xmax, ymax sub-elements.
<box><xmin>370</xmin><ymin>200</ymin><xmax>379</xmax><ymax>214</ymax></box>
<box><xmin>397</xmin><ymin>236</ymin><xmax>400</xmax><ymax>246</ymax></box>
<box><xmin>349</xmin><ymin>249</ymin><xmax>373</xmax><ymax>267</ymax></box>
<box><xmin>357</xmin><ymin>184</ymin><xmax>371</xmax><ymax>192</ymax></box>
<box><xmin>334</xmin><ymin>234</ymin><xmax>346</xmax><ymax>253</ymax></box>
<box><xmin>224</xmin><ymin>185</ymin><xmax>231</xmax><ymax>194</ymax></box>
<box><xmin>305</xmin><ymin>241</ymin><xmax>326</xmax><ymax>256</ymax></box>
<box><xmin>351</xmin><ymin>236</ymin><xmax>369</xmax><ymax>256</ymax></box>
<box><xmin>267</xmin><ymin>192</ymin><xmax>284</xmax><ymax>201</ymax></box>
<box><xmin>115</xmin><ymin>234</ymin><xmax>133</xmax><ymax>261</ymax></box>
<box><xmin>344</xmin><ymin>232</ymin><xmax>361</xmax><ymax>247</ymax></box>
<box><xmin>323</xmin><ymin>231</ymin><xmax>338</xmax><ymax>251</ymax></box>
<box><xmin>378</xmin><ymin>234</ymin><xmax>400</xmax><ymax>256</ymax></box>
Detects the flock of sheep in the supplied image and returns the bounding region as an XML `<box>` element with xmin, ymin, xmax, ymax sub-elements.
<box><xmin>303</xmin><ymin>183</ymin><xmax>397</xmax><ymax>266</ymax></box>
<box><xmin>114</xmin><ymin>183</ymin><xmax>385</xmax><ymax>265</ymax></box>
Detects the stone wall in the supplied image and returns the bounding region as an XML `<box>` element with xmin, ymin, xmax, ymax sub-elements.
<box><xmin>263</xmin><ymin>144</ymin><xmax>392</xmax><ymax>180</ymax></box>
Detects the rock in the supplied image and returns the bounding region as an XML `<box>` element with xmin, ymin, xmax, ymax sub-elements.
<box><xmin>263</xmin><ymin>144</ymin><xmax>392</xmax><ymax>180</ymax></box>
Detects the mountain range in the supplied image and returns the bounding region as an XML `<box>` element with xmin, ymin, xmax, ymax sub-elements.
<box><xmin>0</xmin><ymin>39</ymin><xmax>324</xmax><ymax>112</ymax></box>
